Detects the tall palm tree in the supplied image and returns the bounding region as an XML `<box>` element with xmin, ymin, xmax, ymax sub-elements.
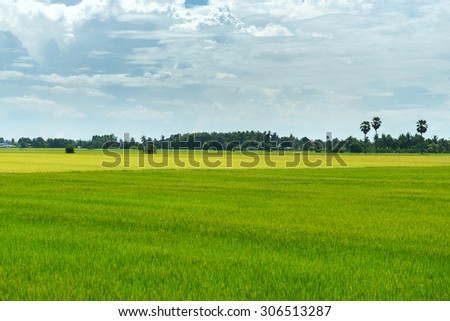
<box><xmin>360</xmin><ymin>121</ymin><xmax>371</xmax><ymax>154</ymax></box>
<box><xmin>416</xmin><ymin>119</ymin><xmax>428</xmax><ymax>154</ymax></box>
<box><xmin>371</xmin><ymin>117</ymin><xmax>382</xmax><ymax>153</ymax></box>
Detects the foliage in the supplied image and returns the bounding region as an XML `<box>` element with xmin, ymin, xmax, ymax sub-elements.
<box><xmin>3</xmin><ymin>126</ymin><xmax>450</xmax><ymax>153</ymax></box>
<box><xmin>65</xmin><ymin>144</ymin><xmax>75</xmax><ymax>153</ymax></box>
<box><xmin>371</xmin><ymin>117</ymin><xmax>382</xmax><ymax>133</ymax></box>
<box><xmin>416</xmin><ymin>119</ymin><xmax>428</xmax><ymax>154</ymax></box>
<box><xmin>146</xmin><ymin>142</ymin><xmax>157</xmax><ymax>154</ymax></box>
<box><xmin>360</xmin><ymin>121</ymin><xmax>371</xmax><ymax>135</ymax></box>
<box><xmin>360</xmin><ymin>121</ymin><xmax>371</xmax><ymax>154</ymax></box>
<box><xmin>371</xmin><ymin>117</ymin><xmax>382</xmax><ymax>153</ymax></box>
<box><xmin>416</xmin><ymin>119</ymin><xmax>428</xmax><ymax>135</ymax></box>
<box><xmin>349</xmin><ymin>142</ymin><xmax>363</xmax><ymax>153</ymax></box>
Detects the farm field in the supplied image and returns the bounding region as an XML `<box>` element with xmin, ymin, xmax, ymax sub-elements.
<box><xmin>0</xmin><ymin>148</ymin><xmax>449</xmax><ymax>172</ymax></box>
<box><xmin>0</xmin><ymin>150</ymin><xmax>449</xmax><ymax>300</ymax></box>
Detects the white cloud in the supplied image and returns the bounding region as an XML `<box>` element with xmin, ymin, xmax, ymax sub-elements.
<box><xmin>170</xmin><ymin>5</ymin><xmax>243</xmax><ymax>31</ymax></box>
<box><xmin>0</xmin><ymin>95</ymin><xmax>85</xmax><ymax>118</ymax></box>
<box><xmin>242</xmin><ymin>23</ymin><xmax>293</xmax><ymax>37</ymax></box>
<box><xmin>0</xmin><ymin>0</ymin><xmax>112</xmax><ymax>62</ymax></box>
<box><xmin>33</xmin><ymin>71</ymin><xmax>185</xmax><ymax>89</ymax></box>
<box><xmin>107</xmin><ymin>104</ymin><xmax>173</xmax><ymax>120</ymax></box>
<box><xmin>0</xmin><ymin>70</ymin><xmax>24</xmax><ymax>79</ymax></box>
<box><xmin>215</xmin><ymin>72</ymin><xmax>237</xmax><ymax>79</ymax></box>
<box><xmin>0</xmin><ymin>0</ymin><xmax>372</xmax><ymax>64</ymax></box>
<box><xmin>86</xmin><ymin>50</ymin><xmax>111</xmax><ymax>59</ymax></box>
<box><xmin>1</xmin><ymin>0</ymin><xmax>450</xmax><ymax>139</ymax></box>
<box><xmin>12</xmin><ymin>62</ymin><xmax>34</xmax><ymax>68</ymax></box>
<box><xmin>110</xmin><ymin>30</ymin><xmax>156</xmax><ymax>40</ymax></box>
<box><xmin>126</xmin><ymin>47</ymin><xmax>167</xmax><ymax>65</ymax></box>
<box><xmin>37</xmin><ymin>73</ymin><xmax>133</xmax><ymax>87</ymax></box>
<box><xmin>0</xmin><ymin>0</ymin><xmax>178</xmax><ymax>62</ymax></box>
<box><xmin>32</xmin><ymin>85</ymin><xmax>115</xmax><ymax>99</ymax></box>
<box><xmin>117</xmin><ymin>0</ymin><xmax>183</xmax><ymax>14</ymax></box>
<box><xmin>208</xmin><ymin>0</ymin><xmax>373</xmax><ymax>20</ymax></box>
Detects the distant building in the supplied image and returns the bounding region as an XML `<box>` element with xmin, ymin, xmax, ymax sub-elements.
<box><xmin>0</xmin><ymin>142</ymin><xmax>15</xmax><ymax>148</ymax></box>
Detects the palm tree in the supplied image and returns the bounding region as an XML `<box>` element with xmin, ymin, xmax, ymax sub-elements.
<box><xmin>371</xmin><ymin>117</ymin><xmax>382</xmax><ymax>153</ymax></box>
<box><xmin>360</xmin><ymin>121</ymin><xmax>371</xmax><ymax>154</ymax></box>
<box><xmin>416</xmin><ymin>119</ymin><xmax>428</xmax><ymax>154</ymax></box>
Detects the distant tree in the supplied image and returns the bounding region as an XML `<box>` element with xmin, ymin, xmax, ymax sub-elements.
<box><xmin>187</xmin><ymin>134</ymin><xmax>198</xmax><ymax>150</ymax></box>
<box><xmin>349</xmin><ymin>142</ymin><xmax>363</xmax><ymax>153</ymax></box>
<box><xmin>299</xmin><ymin>136</ymin><xmax>311</xmax><ymax>151</ymax></box>
<box><xmin>18</xmin><ymin>137</ymin><xmax>32</xmax><ymax>148</ymax></box>
<box><xmin>65</xmin><ymin>144</ymin><xmax>75</xmax><ymax>153</ymax></box>
<box><xmin>32</xmin><ymin>137</ymin><xmax>47</xmax><ymax>148</ymax></box>
<box><xmin>90</xmin><ymin>134</ymin><xmax>117</xmax><ymax>148</ymax></box>
<box><xmin>271</xmin><ymin>131</ymin><xmax>279</xmax><ymax>145</ymax></box>
<box><xmin>314</xmin><ymin>139</ymin><xmax>324</xmax><ymax>152</ymax></box>
<box><xmin>438</xmin><ymin>138</ymin><xmax>449</xmax><ymax>153</ymax></box>
<box><xmin>146</xmin><ymin>142</ymin><xmax>157</xmax><ymax>154</ymax></box>
<box><xmin>416</xmin><ymin>119</ymin><xmax>428</xmax><ymax>154</ymax></box>
<box><xmin>262</xmin><ymin>131</ymin><xmax>274</xmax><ymax>151</ymax></box>
<box><xmin>360</xmin><ymin>121</ymin><xmax>371</xmax><ymax>154</ymax></box>
<box><xmin>371</xmin><ymin>117</ymin><xmax>382</xmax><ymax>136</ymax></box>
<box><xmin>379</xmin><ymin>134</ymin><xmax>397</xmax><ymax>151</ymax></box>
<box><xmin>398</xmin><ymin>132</ymin><xmax>413</xmax><ymax>152</ymax></box>
<box><xmin>371</xmin><ymin>117</ymin><xmax>382</xmax><ymax>153</ymax></box>
<box><xmin>428</xmin><ymin>135</ymin><xmax>439</xmax><ymax>153</ymax></box>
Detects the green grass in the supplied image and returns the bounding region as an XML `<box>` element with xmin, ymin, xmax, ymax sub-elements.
<box><xmin>1</xmin><ymin>166</ymin><xmax>449</xmax><ymax>300</ymax></box>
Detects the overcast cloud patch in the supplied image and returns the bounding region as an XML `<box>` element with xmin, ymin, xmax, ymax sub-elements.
<box><xmin>0</xmin><ymin>0</ymin><xmax>449</xmax><ymax>139</ymax></box>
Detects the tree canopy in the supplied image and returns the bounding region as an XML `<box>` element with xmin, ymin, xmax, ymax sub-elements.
<box><xmin>2</xmin><ymin>123</ymin><xmax>449</xmax><ymax>154</ymax></box>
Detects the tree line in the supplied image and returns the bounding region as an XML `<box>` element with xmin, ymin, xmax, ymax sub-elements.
<box><xmin>1</xmin><ymin>120</ymin><xmax>448</xmax><ymax>153</ymax></box>
<box><xmin>358</xmin><ymin>118</ymin><xmax>442</xmax><ymax>154</ymax></box>
<box><xmin>1</xmin><ymin>134</ymin><xmax>118</xmax><ymax>149</ymax></box>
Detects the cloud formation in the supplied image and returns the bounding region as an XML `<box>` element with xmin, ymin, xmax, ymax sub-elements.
<box><xmin>0</xmin><ymin>0</ymin><xmax>449</xmax><ymax>139</ymax></box>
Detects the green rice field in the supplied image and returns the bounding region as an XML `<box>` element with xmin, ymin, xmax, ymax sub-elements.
<box><xmin>1</xmin><ymin>149</ymin><xmax>449</xmax><ymax>300</ymax></box>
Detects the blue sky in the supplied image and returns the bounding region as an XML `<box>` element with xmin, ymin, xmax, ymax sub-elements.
<box><xmin>1</xmin><ymin>0</ymin><xmax>449</xmax><ymax>140</ymax></box>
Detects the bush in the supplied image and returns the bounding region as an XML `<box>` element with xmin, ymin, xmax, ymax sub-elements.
<box><xmin>65</xmin><ymin>145</ymin><xmax>75</xmax><ymax>153</ymax></box>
